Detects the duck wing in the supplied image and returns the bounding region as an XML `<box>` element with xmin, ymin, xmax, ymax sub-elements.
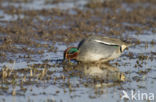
<box><xmin>89</xmin><ymin>36</ymin><xmax>129</xmax><ymax>46</ymax></box>
<box><xmin>94</xmin><ymin>39</ymin><xmax>120</xmax><ymax>46</ymax></box>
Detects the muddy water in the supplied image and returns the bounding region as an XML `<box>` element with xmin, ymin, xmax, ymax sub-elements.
<box><xmin>0</xmin><ymin>0</ymin><xmax>156</xmax><ymax>102</ymax></box>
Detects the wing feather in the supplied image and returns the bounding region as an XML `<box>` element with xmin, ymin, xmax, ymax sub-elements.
<box><xmin>94</xmin><ymin>39</ymin><xmax>119</xmax><ymax>46</ymax></box>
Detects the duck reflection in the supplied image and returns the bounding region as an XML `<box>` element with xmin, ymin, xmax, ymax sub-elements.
<box><xmin>64</xmin><ymin>63</ymin><xmax>125</xmax><ymax>82</ymax></box>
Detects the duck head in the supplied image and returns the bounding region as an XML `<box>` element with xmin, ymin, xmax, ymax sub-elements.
<box><xmin>64</xmin><ymin>47</ymin><xmax>79</xmax><ymax>60</ymax></box>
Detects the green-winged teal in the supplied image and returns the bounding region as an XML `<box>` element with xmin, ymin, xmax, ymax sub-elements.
<box><xmin>76</xmin><ymin>63</ymin><xmax>125</xmax><ymax>81</ymax></box>
<box><xmin>64</xmin><ymin>36</ymin><xmax>131</xmax><ymax>63</ymax></box>
<box><xmin>63</xmin><ymin>63</ymin><xmax>125</xmax><ymax>82</ymax></box>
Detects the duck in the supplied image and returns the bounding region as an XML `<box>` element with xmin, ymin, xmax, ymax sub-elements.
<box><xmin>76</xmin><ymin>63</ymin><xmax>125</xmax><ymax>81</ymax></box>
<box><xmin>64</xmin><ymin>35</ymin><xmax>131</xmax><ymax>63</ymax></box>
<box><xmin>63</xmin><ymin>63</ymin><xmax>125</xmax><ymax>82</ymax></box>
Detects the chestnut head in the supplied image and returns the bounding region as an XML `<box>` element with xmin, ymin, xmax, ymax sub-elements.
<box><xmin>64</xmin><ymin>47</ymin><xmax>79</xmax><ymax>60</ymax></box>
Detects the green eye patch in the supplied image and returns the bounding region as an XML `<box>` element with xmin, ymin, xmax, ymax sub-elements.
<box><xmin>68</xmin><ymin>48</ymin><xmax>78</xmax><ymax>54</ymax></box>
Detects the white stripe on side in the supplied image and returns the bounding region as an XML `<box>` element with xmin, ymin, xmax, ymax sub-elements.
<box><xmin>94</xmin><ymin>39</ymin><xmax>117</xmax><ymax>45</ymax></box>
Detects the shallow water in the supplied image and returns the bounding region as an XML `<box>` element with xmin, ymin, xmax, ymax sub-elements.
<box><xmin>0</xmin><ymin>0</ymin><xmax>156</xmax><ymax>102</ymax></box>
